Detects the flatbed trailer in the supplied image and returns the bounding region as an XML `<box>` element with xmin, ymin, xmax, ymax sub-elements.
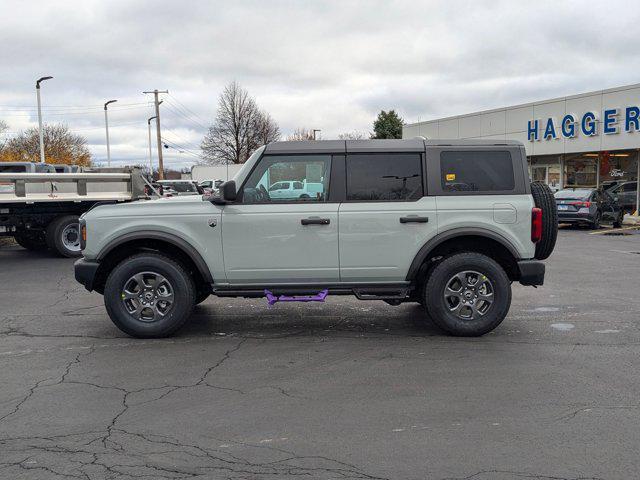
<box><xmin>0</xmin><ymin>168</ymin><xmax>149</xmax><ymax>257</ymax></box>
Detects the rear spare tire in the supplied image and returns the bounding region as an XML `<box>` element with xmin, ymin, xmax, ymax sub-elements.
<box><xmin>530</xmin><ymin>181</ymin><xmax>557</xmax><ymax>260</ymax></box>
<box><xmin>46</xmin><ymin>216</ymin><xmax>82</xmax><ymax>258</ymax></box>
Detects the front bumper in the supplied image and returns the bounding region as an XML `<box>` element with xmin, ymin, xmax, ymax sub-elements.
<box><xmin>517</xmin><ymin>260</ymin><xmax>545</xmax><ymax>286</ymax></box>
<box><xmin>74</xmin><ymin>258</ymin><xmax>100</xmax><ymax>292</ymax></box>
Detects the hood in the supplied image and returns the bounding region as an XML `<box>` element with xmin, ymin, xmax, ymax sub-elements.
<box><xmin>83</xmin><ymin>195</ymin><xmax>218</xmax><ymax>220</ymax></box>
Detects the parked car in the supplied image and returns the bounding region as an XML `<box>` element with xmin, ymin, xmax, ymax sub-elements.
<box><xmin>75</xmin><ymin>139</ymin><xmax>558</xmax><ymax>338</ymax></box>
<box><xmin>156</xmin><ymin>180</ymin><xmax>203</xmax><ymax>196</ymax></box>
<box><xmin>605</xmin><ymin>181</ymin><xmax>638</xmax><ymax>213</ymax></box>
<box><xmin>266</xmin><ymin>180</ymin><xmax>325</xmax><ymax>200</ymax></box>
<box><xmin>555</xmin><ymin>188</ymin><xmax>624</xmax><ymax>228</ymax></box>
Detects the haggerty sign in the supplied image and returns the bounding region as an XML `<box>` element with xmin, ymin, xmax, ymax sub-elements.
<box><xmin>528</xmin><ymin>106</ymin><xmax>640</xmax><ymax>141</ymax></box>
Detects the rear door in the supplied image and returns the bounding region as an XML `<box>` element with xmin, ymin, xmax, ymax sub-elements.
<box><xmin>338</xmin><ymin>152</ymin><xmax>438</xmax><ymax>282</ymax></box>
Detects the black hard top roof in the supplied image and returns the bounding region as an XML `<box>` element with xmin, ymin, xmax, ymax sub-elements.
<box><xmin>263</xmin><ymin>138</ymin><xmax>523</xmax><ymax>154</ymax></box>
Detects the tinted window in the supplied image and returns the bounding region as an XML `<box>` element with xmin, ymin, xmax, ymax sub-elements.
<box><xmin>440</xmin><ymin>151</ymin><xmax>514</xmax><ymax>192</ymax></box>
<box><xmin>242</xmin><ymin>155</ymin><xmax>331</xmax><ymax>203</ymax></box>
<box><xmin>346</xmin><ymin>153</ymin><xmax>423</xmax><ymax>201</ymax></box>
<box><xmin>623</xmin><ymin>183</ymin><xmax>637</xmax><ymax>192</ymax></box>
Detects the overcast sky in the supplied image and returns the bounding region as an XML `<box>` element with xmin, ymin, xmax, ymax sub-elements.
<box><xmin>1</xmin><ymin>0</ymin><xmax>639</xmax><ymax>168</ymax></box>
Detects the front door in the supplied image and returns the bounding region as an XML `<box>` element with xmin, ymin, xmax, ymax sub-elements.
<box><xmin>221</xmin><ymin>154</ymin><xmax>339</xmax><ymax>284</ymax></box>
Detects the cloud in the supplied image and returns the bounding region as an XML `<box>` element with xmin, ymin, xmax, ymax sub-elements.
<box><xmin>1</xmin><ymin>0</ymin><xmax>639</xmax><ymax>167</ymax></box>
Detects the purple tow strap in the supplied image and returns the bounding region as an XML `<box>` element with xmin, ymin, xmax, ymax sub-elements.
<box><xmin>264</xmin><ymin>289</ymin><xmax>328</xmax><ymax>306</ymax></box>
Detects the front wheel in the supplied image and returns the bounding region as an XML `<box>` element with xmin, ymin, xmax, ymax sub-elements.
<box><xmin>104</xmin><ymin>253</ymin><xmax>196</xmax><ymax>338</ymax></box>
<box><xmin>423</xmin><ymin>252</ymin><xmax>511</xmax><ymax>337</ymax></box>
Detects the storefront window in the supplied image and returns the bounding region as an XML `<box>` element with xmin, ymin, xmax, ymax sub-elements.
<box><xmin>565</xmin><ymin>154</ymin><xmax>597</xmax><ymax>187</ymax></box>
<box><xmin>598</xmin><ymin>151</ymin><xmax>638</xmax><ymax>184</ymax></box>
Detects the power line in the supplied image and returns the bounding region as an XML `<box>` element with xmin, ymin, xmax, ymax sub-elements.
<box><xmin>167</xmin><ymin>94</ymin><xmax>210</xmax><ymax>127</ymax></box>
<box><xmin>163</xmin><ymin>101</ymin><xmax>209</xmax><ymax>131</ymax></box>
<box><xmin>0</xmin><ymin>101</ymin><xmax>152</xmax><ymax>110</ymax></box>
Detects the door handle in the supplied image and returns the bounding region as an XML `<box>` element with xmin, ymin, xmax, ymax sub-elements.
<box><xmin>400</xmin><ymin>216</ymin><xmax>429</xmax><ymax>224</ymax></box>
<box><xmin>301</xmin><ymin>217</ymin><xmax>330</xmax><ymax>225</ymax></box>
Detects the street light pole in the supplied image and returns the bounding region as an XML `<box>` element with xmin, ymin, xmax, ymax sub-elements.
<box><xmin>36</xmin><ymin>76</ymin><xmax>53</xmax><ymax>163</ymax></box>
<box><xmin>103</xmin><ymin>99</ymin><xmax>117</xmax><ymax>167</ymax></box>
<box><xmin>147</xmin><ymin>116</ymin><xmax>157</xmax><ymax>179</ymax></box>
<box><xmin>143</xmin><ymin>89</ymin><xmax>168</xmax><ymax>180</ymax></box>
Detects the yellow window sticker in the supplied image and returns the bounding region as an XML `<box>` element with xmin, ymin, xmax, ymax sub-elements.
<box><xmin>446</xmin><ymin>173</ymin><xmax>456</xmax><ymax>181</ymax></box>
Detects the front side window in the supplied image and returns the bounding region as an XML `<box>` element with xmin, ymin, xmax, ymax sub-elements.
<box><xmin>346</xmin><ymin>153</ymin><xmax>423</xmax><ymax>201</ymax></box>
<box><xmin>440</xmin><ymin>151</ymin><xmax>515</xmax><ymax>192</ymax></box>
<box><xmin>241</xmin><ymin>155</ymin><xmax>331</xmax><ymax>203</ymax></box>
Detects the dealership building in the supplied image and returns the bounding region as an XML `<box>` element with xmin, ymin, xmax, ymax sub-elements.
<box><xmin>403</xmin><ymin>83</ymin><xmax>640</xmax><ymax>207</ymax></box>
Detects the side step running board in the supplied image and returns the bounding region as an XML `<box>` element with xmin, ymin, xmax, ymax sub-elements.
<box><xmin>353</xmin><ymin>287</ymin><xmax>411</xmax><ymax>301</ymax></box>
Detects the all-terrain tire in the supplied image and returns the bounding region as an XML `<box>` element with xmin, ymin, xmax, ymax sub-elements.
<box><xmin>424</xmin><ymin>252</ymin><xmax>512</xmax><ymax>337</ymax></box>
<box><xmin>104</xmin><ymin>253</ymin><xmax>196</xmax><ymax>338</ymax></box>
<box><xmin>530</xmin><ymin>181</ymin><xmax>558</xmax><ymax>260</ymax></box>
<box><xmin>14</xmin><ymin>232</ymin><xmax>48</xmax><ymax>251</ymax></box>
<box><xmin>46</xmin><ymin>215</ymin><xmax>82</xmax><ymax>258</ymax></box>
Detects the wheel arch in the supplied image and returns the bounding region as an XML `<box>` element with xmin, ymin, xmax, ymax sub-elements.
<box><xmin>92</xmin><ymin>231</ymin><xmax>213</xmax><ymax>294</ymax></box>
<box><xmin>406</xmin><ymin>228</ymin><xmax>521</xmax><ymax>283</ymax></box>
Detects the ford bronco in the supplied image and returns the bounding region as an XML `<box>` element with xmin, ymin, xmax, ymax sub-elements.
<box><xmin>74</xmin><ymin>139</ymin><xmax>557</xmax><ymax>338</ymax></box>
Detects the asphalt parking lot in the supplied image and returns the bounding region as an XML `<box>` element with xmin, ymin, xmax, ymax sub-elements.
<box><xmin>1</xmin><ymin>228</ymin><xmax>639</xmax><ymax>480</ymax></box>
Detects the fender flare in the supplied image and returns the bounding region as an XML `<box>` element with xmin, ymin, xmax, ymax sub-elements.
<box><xmin>405</xmin><ymin>227</ymin><xmax>520</xmax><ymax>281</ymax></box>
<box><xmin>97</xmin><ymin>231</ymin><xmax>213</xmax><ymax>283</ymax></box>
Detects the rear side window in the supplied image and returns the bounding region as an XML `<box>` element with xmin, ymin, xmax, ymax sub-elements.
<box><xmin>346</xmin><ymin>153</ymin><xmax>423</xmax><ymax>201</ymax></box>
<box><xmin>440</xmin><ymin>151</ymin><xmax>514</xmax><ymax>192</ymax></box>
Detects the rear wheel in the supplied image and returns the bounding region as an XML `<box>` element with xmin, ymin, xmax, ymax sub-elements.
<box><xmin>104</xmin><ymin>253</ymin><xmax>195</xmax><ymax>338</ymax></box>
<box><xmin>14</xmin><ymin>231</ymin><xmax>48</xmax><ymax>251</ymax></box>
<box><xmin>423</xmin><ymin>252</ymin><xmax>511</xmax><ymax>337</ymax></box>
<box><xmin>46</xmin><ymin>216</ymin><xmax>82</xmax><ymax>257</ymax></box>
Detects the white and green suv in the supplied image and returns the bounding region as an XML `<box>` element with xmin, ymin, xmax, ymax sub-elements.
<box><xmin>75</xmin><ymin>139</ymin><xmax>557</xmax><ymax>338</ymax></box>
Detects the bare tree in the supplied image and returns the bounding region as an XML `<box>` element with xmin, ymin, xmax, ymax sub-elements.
<box><xmin>201</xmin><ymin>81</ymin><xmax>280</xmax><ymax>165</ymax></box>
<box><xmin>250</xmin><ymin>110</ymin><xmax>280</xmax><ymax>149</ymax></box>
<box><xmin>0</xmin><ymin>123</ymin><xmax>91</xmax><ymax>166</ymax></box>
<box><xmin>338</xmin><ymin>131</ymin><xmax>366</xmax><ymax>140</ymax></box>
<box><xmin>286</xmin><ymin>128</ymin><xmax>315</xmax><ymax>141</ymax></box>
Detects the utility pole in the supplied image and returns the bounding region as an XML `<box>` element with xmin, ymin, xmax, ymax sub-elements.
<box><xmin>143</xmin><ymin>89</ymin><xmax>168</xmax><ymax>179</ymax></box>
<box><xmin>104</xmin><ymin>99</ymin><xmax>117</xmax><ymax>167</ymax></box>
<box><xmin>36</xmin><ymin>76</ymin><xmax>53</xmax><ymax>163</ymax></box>
<box><xmin>147</xmin><ymin>116</ymin><xmax>157</xmax><ymax>179</ymax></box>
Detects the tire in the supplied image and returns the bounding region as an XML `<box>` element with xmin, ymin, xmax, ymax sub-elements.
<box><xmin>613</xmin><ymin>211</ymin><xmax>623</xmax><ymax>229</ymax></box>
<box><xmin>14</xmin><ymin>232</ymin><xmax>48</xmax><ymax>251</ymax></box>
<box><xmin>591</xmin><ymin>211</ymin><xmax>601</xmax><ymax>230</ymax></box>
<box><xmin>423</xmin><ymin>252</ymin><xmax>511</xmax><ymax>337</ymax></box>
<box><xmin>46</xmin><ymin>216</ymin><xmax>82</xmax><ymax>258</ymax></box>
<box><xmin>104</xmin><ymin>253</ymin><xmax>196</xmax><ymax>338</ymax></box>
<box><xmin>530</xmin><ymin>181</ymin><xmax>558</xmax><ymax>260</ymax></box>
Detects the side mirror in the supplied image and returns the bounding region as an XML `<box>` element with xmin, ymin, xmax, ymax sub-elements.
<box><xmin>222</xmin><ymin>180</ymin><xmax>237</xmax><ymax>201</ymax></box>
<box><xmin>209</xmin><ymin>180</ymin><xmax>237</xmax><ymax>205</ymax></box>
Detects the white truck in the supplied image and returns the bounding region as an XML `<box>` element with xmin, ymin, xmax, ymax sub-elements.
<box><xmin>0</xmin><ymin>166</ymin><xmax>149</xmax><ymax>257</ymax></box>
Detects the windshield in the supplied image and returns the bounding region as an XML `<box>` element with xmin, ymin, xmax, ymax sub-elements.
<box><xmin>555</xmin><ymin>189</ymin><xmax>591</xmax><ymax>200</ymax></box>
<box><xmin>232</xmin><ymin>146</ymin><xmax>266</xmax><ymax>183</ymax></box>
